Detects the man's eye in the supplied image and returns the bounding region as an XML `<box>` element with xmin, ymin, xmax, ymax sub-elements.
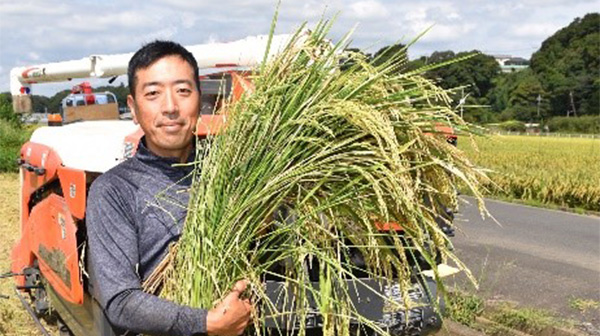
<box><xmin>177</xmin><ymin>88</ymin><xmax>192</xmax><ymax>95</ymax></box>
<box><xmin>145</xmin><ymin>90</ymin><xmax>159</xmax><ymax>98</ymax></box>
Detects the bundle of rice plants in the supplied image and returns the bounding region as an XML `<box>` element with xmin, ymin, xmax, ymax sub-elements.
<box><xmin>154</xmin><ymin>19</ymin><xmax>489</xmax><ymax>335</ymax></box>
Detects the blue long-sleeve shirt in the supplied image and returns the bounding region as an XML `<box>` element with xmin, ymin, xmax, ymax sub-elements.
<box><xmin>87</xmin><ymin>137</ymin><xmax>206</xmax><ymax>336</ymax></box>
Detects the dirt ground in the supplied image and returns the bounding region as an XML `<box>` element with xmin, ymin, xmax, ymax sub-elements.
<box><xmin>0</xmin><ymin>173</ymin><xmax>58</xmax><ymax>335</ymax></box>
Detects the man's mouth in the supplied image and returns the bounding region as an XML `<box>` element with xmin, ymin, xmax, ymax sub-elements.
<box><xmin>161</xmin><ymin>121</ymin><xmax>185</xmax><ymax>133</ymax></box>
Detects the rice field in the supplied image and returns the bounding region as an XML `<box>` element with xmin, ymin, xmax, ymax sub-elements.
<box><xmin>459</xmin><ymin>135</ymin><xmax>600</xmax><ymax>212</ymax></box>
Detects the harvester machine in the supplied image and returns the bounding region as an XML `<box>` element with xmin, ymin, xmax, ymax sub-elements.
<box><xmin>6</xmin><ymin>32</ymin><xmax>457</xmax><ymax>336</ymax></box>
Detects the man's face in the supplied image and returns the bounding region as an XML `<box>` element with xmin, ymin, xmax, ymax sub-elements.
<box><xmin>127</xmin><ymin>55</ymin><xmax>200</xmax><ymax>159</ymax></box>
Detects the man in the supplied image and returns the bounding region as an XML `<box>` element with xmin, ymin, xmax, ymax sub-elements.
<box><xmin>87</xmin><ymin>40</ymin><xmax>252</xmax><ymax>336</ymax></box>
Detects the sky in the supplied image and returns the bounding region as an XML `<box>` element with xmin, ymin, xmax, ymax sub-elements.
<box><xmin>0</xmin><ymin>0</ymin><xmax>597</xmax><ymax>96</ymax></box>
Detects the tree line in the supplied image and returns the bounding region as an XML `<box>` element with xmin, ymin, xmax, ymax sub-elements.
<box><xmin>371</xmin><ymin>13</ymin><xmax>599</xmax><ymax>125</ymax></box>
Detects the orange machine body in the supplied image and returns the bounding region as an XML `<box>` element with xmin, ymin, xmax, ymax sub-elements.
<box><xmin>11</xmin><ymin>142</ymin><xmax>85</xmax><ymax>304</ymax></box>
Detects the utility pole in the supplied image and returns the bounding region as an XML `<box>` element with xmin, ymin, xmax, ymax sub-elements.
<box><xmin>536</xmin><ymin>94</ymin><xmax>542</xmax><ymax>120</ymax></box>
<box><xmin>459</xmin><ymin>88</ymin><xmax>470</xmax><ymax>119</ymax></box>
<box><xmin>569</xmin><ymin>91</ymin><xmax>577</xmax><ymax>117</ymax></box>
<box><xmin>536</xmin><ymin>94</ymin><xmax>547</xmax><ymax>133</ymax></box>
<box><xmin>460</xmin><ymin>88</ymin><xmax>464</xmax><ymax>119</ymax></box>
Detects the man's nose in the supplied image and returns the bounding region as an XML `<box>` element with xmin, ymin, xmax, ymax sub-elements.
<box><xmin>162</xmin><ymin>89</ymin><xmax>179</xmax><ymax>115</ymax></box>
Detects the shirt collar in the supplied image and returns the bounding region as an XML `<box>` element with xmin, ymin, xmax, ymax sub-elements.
<box><xmin>136</xmin><ymin>136</ymin><xmax>196</xmax><ymax>170</ymax></box>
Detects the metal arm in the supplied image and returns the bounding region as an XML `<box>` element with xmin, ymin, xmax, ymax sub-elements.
<box><xmin>10</xmin><ymin>32</ymin><xmax>302</xmax><ymax>113</ymax></box>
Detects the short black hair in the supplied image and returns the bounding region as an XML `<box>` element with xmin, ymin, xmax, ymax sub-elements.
<box><xmin>127</xmin><ymin>40</ymin><xmax>200</xmax><ymax>97</ymax></box>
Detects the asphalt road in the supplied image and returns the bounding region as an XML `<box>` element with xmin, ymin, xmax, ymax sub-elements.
<box><xmin>450</xmin><ymin>196</ymin><xmax>600</xmax><ymax>326</ymax></box>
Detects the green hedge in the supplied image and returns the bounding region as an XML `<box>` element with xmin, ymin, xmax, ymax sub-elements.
<box><xmin>0</xmin><ymin>94</ymin><xmax>33</xmax><ymax>172</ymax></box>
<box><xmin>0</xmin><ymin>94</ymin><xmax>32</xmax><ymax>172</ymax></box>
<box><xmin>498</xmin><ymin>120</ymin><xmax>526</xmax><ymax>132</ymax></box>
<box><xmin>0</xmin><ymin>119</ymin><xmax>33</xmax><ymax>172</ymax></box>
<box><xmin>547</xmin><ymin>116</ymin><xmax>600</xmax><ymax>134</ymax></box>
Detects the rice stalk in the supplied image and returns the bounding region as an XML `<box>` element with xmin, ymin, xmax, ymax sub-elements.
<box><xmin>158</xmin><ymin>19</ymin><xmax>490</xmax><ymax>335</ymax></box>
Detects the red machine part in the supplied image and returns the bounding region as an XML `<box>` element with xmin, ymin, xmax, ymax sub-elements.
<box><xmin>12</xmin><ymin>142</ymin><xmax>85</xmax><ymax>304</ymax></box>
<box><xmin>435</xmin><ymin>124</ymin><xmax>458</xmax><ymax>144</ymax></box>
<box><xmin>25</xmin><ymin>195</ymin><xmax>83</xmax><ymax>304</ymax></box>
<box><xmin>375</xmin><ymin>222</ymin><xmax>403</xmax><ymax>231</ymax></box>
<box><xmin>57</xmin><ymin>167</ymin><xmax>87</xmax><ymax>220</ymax></box>
<box><xmin>47</xmin><ymin>113</ymin><xmax>63</xmax><ymax>126</ymax></box>
<box><xmin>71</xmin><ymin>82</ymin><xmax>92</xmax><ymax>94</ymax></box>
<box><xmin>71</xmin><ymin>82</ymin><xmax>95</xmax><ymax>105</ymax></box>
<box><xmin>21</xmin><ymin>67</ymin><xmax>42</xmax><ymax>82</ymax></box>
<box><xmin>18</xmin><ymin>142</ymin><xmax>62</xmax><ymax>228</ymax></box>
<box><xmin>196</xmin><ymin>71</ymin><xmax>253</xmax><ymax>136</ymax></box>
<box><xmin>12</xmin><ymin>142</ymin><xmax>61</xmax><ymax>288</ymax></box>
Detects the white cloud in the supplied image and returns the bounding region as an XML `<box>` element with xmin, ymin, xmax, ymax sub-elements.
<box><xmin>422</xmin><ymin>23</ymin><xmax>476</xmax><ymax>43</ymax></box>
<box><xmin>27</xmin><ymin>52</ymin><xmax>40</xmax><ymax>61</ymax></box>
<box><xmin>205</xmin><ymin>34</ymin><xmax>221</xmax><ymax>44</ymax></box>
<box><xmin>510</xmin><ymin>23</ymin><xmax>562</xmax><ymax>38</ymax></box>
<box><xmin>516</xmin><ymin>0</ymin><xmax>596</xmax><ymax>5</ymax></box>
<box><xmin>181</xmin><ymin>12</ymin><xmax>198</xmax><ymax>29</ymax></box>
<box><xmin>0</xmin><ymin>1</ymin><xmax>68</xmax><ymax>16</ymax></box>
<box><xmin>141</xmin><ymin>26</ymin><xmax>179</xmax><ymax>42</ymax></box>
<box><xmin>350</xmin><ymin>0</ymin><xmax>389</xmax><ymax>19</ymax></box>
<box><xmin>55</xmin><ymin>11</ymin><xmax>157</xmax><ymax>32</ymax></box>
<box><xmin>404</xmin><ymin>8</ymin><xmax>427</xmax><ymax>22</ymax></box>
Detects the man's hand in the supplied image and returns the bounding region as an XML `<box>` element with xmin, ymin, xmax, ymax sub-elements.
<box><xmin>206</xmin><ymin>280</ymin><xmax>253</xmax><ymax>336</ymax></box>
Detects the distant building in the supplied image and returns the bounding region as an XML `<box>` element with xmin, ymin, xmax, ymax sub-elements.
<box><xmin>493</xmin><ymin>55</ymin><xmax>530</xmax><ymax>73</ymax></box>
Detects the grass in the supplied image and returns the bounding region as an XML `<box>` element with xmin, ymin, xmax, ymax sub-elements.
<box><xmin>446</xmin><ymin>290</ymin><xmax>566</xmax><ymax>335</ymax></box>
<box><xmin>0</xmin><ymin>116</ymin><xmax>58</xmax><ymax>335</ymax></box>
<box><xmin>569</xmin><ymin>297</ymin><xmax>600</xmax><ymax>313</ymax></box>
<box><xmin>0</xmin><ymin>174</ymin><xmax>38</xmax><ymax>335</ymax></box>
<box><xmin>488</xmin><ymin>302</ymin><xmax>557</xmax><ymax>334</ymax></box>
<box><xmin>0</xmin><ymin>172</ymin><xmax>29</xmax><ymax>335</ymax></box>
<box><xmin>0</xmin><ymin>173</ymin><xmax>59</xmax><ymax>336</ymax></box>
<box><xmin>444</xmin><ymin>291</ymin><xmax>484</xmax><ymax>327</ymax></box>
<box><xmin>459</xmin><ymin>135</ymin><xmax>600</xmax><ymax>211</ymax></box>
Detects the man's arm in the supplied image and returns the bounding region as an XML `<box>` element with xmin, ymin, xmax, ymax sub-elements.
<box><xmin>87</xmin><ymin>178</ymin><xmax>207</xmax><ymax>336</ymax></box>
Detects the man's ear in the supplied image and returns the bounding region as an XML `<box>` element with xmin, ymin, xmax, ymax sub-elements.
<box><xmin>127</xmin><ymin>95</ymin><xmax>138</xmax><ymax>125</ymax></box>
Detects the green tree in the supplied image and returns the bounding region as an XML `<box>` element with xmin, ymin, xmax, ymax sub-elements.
<box><xmin>47</xmin><ymin>89</ymin><xmax>71</xmax><ymax>113</ymax></box>
<box><xmin>0</xmin><ymin>93</ymin><xmax>20</xmax><ymax>125</ymax></box>
<box><xmin>32</xmin><ymin>95</ymin><xmax>50</xmax><ymax>113</ymax></box>
<box><xmin>371</xmin><ymin>43</ymin><xmax>407</xmax><ymax>69</ymax></box>
<box><xmin>371</xmin><ymin>47</ymin><xmax>501</xmax><ymax>122</ymax></box>
<box><xmin>406</xmin><ymin>50</ymin><xmax>501</xmax><ymax>123</ymax></box>
<box><xmin>489</xmin><ymin>70</ymin><xmax>549</xmax><ymax>122</ymax></box>
<box><xmin>508</xmin><ymin>72</ymin><xmax>549</xmax><ymax>122</ymax></box>
<box><xmin>423</xmin><ymin>51</ymin><xmax>500</xmax><ymax>98</ymax></box>
<box><xmin>530</xmin><ymin>13</ymin><xmax>600</xmax><ymax>117</ymax></box>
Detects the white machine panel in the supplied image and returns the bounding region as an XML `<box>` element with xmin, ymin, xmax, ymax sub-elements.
<box><xmin>30</xmin><ymin>121</ymin><xmax>140</xmax><ymax>173</ymax></box>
